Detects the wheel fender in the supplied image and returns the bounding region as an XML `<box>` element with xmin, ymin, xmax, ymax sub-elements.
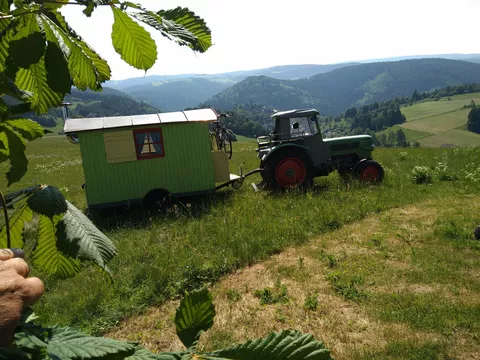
<box><xmin>143</xmin><ymin>188</ymin><xmax>171</xmax><ymax>205</ymax></box>
<box><xmin>352</xmin><ymin>158</ymin><xmax>370</xmax><ymax>173</ymax></box>
<box><xmin>261</xmin><ymin>143</ymin><xmax>310</xmax><ymax>163</ymax></box>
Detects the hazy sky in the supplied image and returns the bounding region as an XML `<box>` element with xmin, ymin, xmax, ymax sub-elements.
<box><xmin>61</xmin><ymin>0</ymin><xmax>480</xmax><ymax>80</ymax></box>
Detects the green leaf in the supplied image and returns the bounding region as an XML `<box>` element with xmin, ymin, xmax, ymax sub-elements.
<box><xmin>43</xmin><ymin>11</ymin><xmax>106</xmax><ymax>90</ymax></box>
<box><xmin>0</xmin><ymin>16</ymin><xmax>14</xmax><ymax>72</ymax></box>
<box><xmin>45</xmin><ymin>40</ymin><xmax>72</xmax><ymax>93</ymax></box>
<box><xmin>27</xmin><ymin>185</ymin><xmax>67</xmax><ymax>218</ymax></box>
<box><xmin>56</xmin><ymin>201</ymin><xmax>118</xmax><ymax>279</ymax></box>
<box><xmin>46</xmin><ymin>326</ymin><xmax>135</xmax><ymax>359</ymax></box>
<box><xmin>111</xmin><ymin>5</ymin><xmax>157</xmax><ymax>70</ymax></box>
<box><xmin>158</xmin><ymin>7</ymin><xmax>212</xmax><ymax>52</ymax></box>
<box><xmin>0</xmin><ymin>0</ymin><xmax>9</xmax><ymax>13</ymax></box>
<box><xmin>126</xmin><ymin>347</ymin><xmax>187</xmax><ymax>360</ymax></box>
<box><xmin>0</xmin><ymin>72</ymin><xmax>32</xmax><ymax>102</ymax></box>
<box><xmin>38</xmin><ymin>14</ymin><xmax>73</xmax><ymax>93</ymax></box>
<box><xmin>0</xmin><ymin>348</ymin><xmax>31</xmax><ymax>360</ymax></box>
<box><xmin>201</xmin><ymin>330</ymin><xmax>332</xmax><ymax>360</ymax></box>
<box><xmin>6</xmin><ymin>102</ymin><xmax>32</xmax><ymax>115</ymax></box>
<box><xmin>43</xmin><ymin>0</ymin><xmax>69</xmax><ymax>9</ymax></box>
<box><xmin>2</xmin><ymin>124</ymin><xmax>28</xmax><ymax>186</ymax></box>
<box><xmin>0</xmin><ymin>202</ymin><xmax>33</xmax><ymax>249</ymax></box>
<box><xmin>79</xmin><ymin>40</ymin><xmax>111</xmax><ymax>83</ymax></box>
<box><xmin>9</xmin><ymin>13</ymin><xmax>46</xmax><ymax>69</ymax></box>
<box><xmin>6</xmin><ymin>118</ymin><xmax>45</xmax><ymax>141</ymax></box>
<box><xmin>15</xmin><ymin>56</ymin><xmax>65</xmax><ymax>114</ymax></box>
<box><xmin>175</xmin><ymin>288</ymin><xmax>216</xmax><ymax>349</ymax></box>
<box><xmin>133</xmin><ymin>7</ymin><xmax>211</xmax><ymax>53</ymax></box>
<box><xmin>0</xmin><ymin>97</ymin><xmax>6</xmax><ymax>115</ymax></box>
<box><xmin>32</xmin><ymin>214</ymin><xmax>81</xmax><ymax>278</ymax></box>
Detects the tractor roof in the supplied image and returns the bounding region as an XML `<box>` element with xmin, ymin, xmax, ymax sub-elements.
<box><xmin>64</xmin><ymin>108</ymin><xmax>218</xmax><ymax>133</ymax></box>
<box><xmin>271</xmin><ymin>109</ymin><xmax>319</xmax><ymax>119</ymax></box>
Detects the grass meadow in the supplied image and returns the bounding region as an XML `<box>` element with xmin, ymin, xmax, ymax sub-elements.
<box><xmin>394</xmin><ymin>93</ymin><xmax>480</xmax><ymax>147</ymax></box>
<box><xmin>1</xmin><ymin>135</ymin><xmax>480</xmax><ymax>359</ymax></box>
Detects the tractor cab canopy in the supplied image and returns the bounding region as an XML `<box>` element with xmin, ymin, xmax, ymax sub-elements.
<box><xmin>271</xmin><ymin>109</ymin><xmax>320</xmax><ymax>119</ymax></box>
<box><xmin>266</xmin><ymin>109</ymin><xmax>320</xmax><ymax>142</ymax></box>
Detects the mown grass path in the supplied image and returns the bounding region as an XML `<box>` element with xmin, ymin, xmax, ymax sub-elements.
<box><xmin>106</xmin><ymin>195</ymin><xmax>480</xmax><ymax>360</ymax></box>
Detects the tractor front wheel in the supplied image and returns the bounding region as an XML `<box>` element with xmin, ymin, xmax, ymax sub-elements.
<box><xmin>265</xmin><ymin>150</ymin><xmax>313</xmax><ymax>190</ymax></box>
<box><xmin>354</xmin><ymin>160</ymin><xmax>384</xmax><ymax>184</ymax></box>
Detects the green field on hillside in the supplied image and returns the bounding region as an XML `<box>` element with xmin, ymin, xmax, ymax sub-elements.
<box><xmin>396</xmin><ymin>93</ymin><xmax>480</xmax><ymax>146</ymax></box>
<box><xmin>1</xmin><ymin>135</ymin><xmax>480</xmax><ymax>359</ymax></box>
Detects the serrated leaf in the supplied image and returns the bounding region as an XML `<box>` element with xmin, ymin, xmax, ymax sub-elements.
<box><xmin>14</xmin><ymin>329</ymin><xmax>47</xmax><ymax>351</ymax></box>
<box><xmin>201</xmin><ymin>330</ymin><xmax>332</xmax><ymax>360</ymax></box>
<box><xmin>43</xmin><ymin>11</ymin><xmax>103</xmax><ymax>90</ymax></box>
<box><xmin>56</xmin><ymin>201</ymin><xmax>117</xmax><ymax>279</ymax></box>
<box><xmin>158</xmin><ymin>7</ymin><xmax>212</xmax><ymax>52</ymax></box>
<box><xmin>2</xmin><ymin>124</ymin><xmax>28</xmax><ymax>186</ymax></box>
<box><xmin>15</xmin><ymin>56</ymin><xmax>65</xmax><ymax>114</ymax></box>
<box><xmin>0</xmin><ymin>16</ymin><xmax>14</xmax><ymax>72</ymax></box>
<box><xmin>111</xmin><ymin>6</ymin><xmax>157</xmax><ymax>70</ymax></box>
<box><xmin>0</xmin><ymin>0</ymin><xmax>9</xmax><ymax>13</ymax></box>
<box><xmin>0</xmin><ymin>202</ymin><xmax>33</xmax><ymax>248</ymax></box>
<box><xmin>175</xmin><ymin>288</ymin><xmax>215</xmax><ymax>349</ymax></box>
<box><xmin>0</xmin><ymin>72</ymin><xmax>32</xmax><ymax>102</ymax></box>
<box><xmin>0</xmin><ymin>97</ymin><xmax>6</xmax><ymax>115</ymax></box>
<box><xmin>45</xmin><ymin>40</ymin><xmax>72</xmax><ymax>93</ymax></box>
<box><xmin>9</xmin><ymin>13</ymin><xmax>46</xmax><ymax>68</ymax></box>
<box><xmin>126</xmin><ymin>347</ymin><xmax>187</xmax><ymax>360</ymax></box>
<box><xmin>43</xmin><ymin>0</ymin><xmax>69</xmax><ymax>9</ymax></box>
<box><xmin>80</xmin><ymin>40</ymin><xmax>110</xmax><ymax>83</ymax></box>
<box><xmin>0</xmin><ymin>348</ymin><xmax>31</xmax><ymax>360</ymax></box>
<box><xmin>32</xmin><ymin>214</ymin><xmax>81</xmax><ymax>278</ymax></box>
<box><xmin>46</xmin><ymin>326</ymin><xmax>135</xmax><ymax>359</ymax></box>
<box><xmin>6</xmin><ymin>118</ymin><xmax>45</xmax><ymax>141</ymax></box>
<box><xmin>27</xmin><ymin>185</ymin><xmax>67</xmax><ymax>218</ymax></box>
<box><xmin>133</xmin><ymin>7</ymin><xmax>211</xmax><ymax>53</ymax></box>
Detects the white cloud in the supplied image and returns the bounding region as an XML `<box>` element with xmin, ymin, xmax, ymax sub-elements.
<box><xmin>60</xmin><ymin>0</ymin><xmax>480</xmax><ymax>80</ymax></box>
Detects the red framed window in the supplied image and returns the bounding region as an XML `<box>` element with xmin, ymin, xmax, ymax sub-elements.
<box><xmin>133</xmin><ymin>128</ymin><xmax>165</xmax><ymax>160</ymax></box>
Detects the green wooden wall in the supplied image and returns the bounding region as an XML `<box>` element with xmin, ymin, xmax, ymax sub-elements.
<box><xmin>78</xmin><ymin>122</ymin><xmax>215</xmax><ymax>207</ymax></box>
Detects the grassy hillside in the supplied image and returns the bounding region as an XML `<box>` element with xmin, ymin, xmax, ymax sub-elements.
<box><xmin>2</xmin><ymin>135</ymin><xmax>479</xmax><ymax>338</ymax></box>
<box><xmin>381</xmin><ymin>93</ymin><xmax>480</xmax><ymax>147</ymax></box>
<box><xmin>1</xmin><ymin>135</ymin><xmax>479</xmax><ymax>358</ymax></box>
<box><xmin>206</xmin><ymin>59</ymin><xmax>480</xmax><ymax>115</ymax></box>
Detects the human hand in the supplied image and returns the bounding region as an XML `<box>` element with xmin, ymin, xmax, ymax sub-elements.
<box><xmin>0</xmin><ymin>249</ymin><xmax>44</xmax><ymax>347</ymax></box>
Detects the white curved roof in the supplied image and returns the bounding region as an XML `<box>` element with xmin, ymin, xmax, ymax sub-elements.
<box><xmin>64</xmin><ymin>108</ymin><xmax>218</xmax><ymax>133</ymax></box>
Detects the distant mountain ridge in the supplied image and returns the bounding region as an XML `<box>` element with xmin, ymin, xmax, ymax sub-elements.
<box><xmin>204</xmin><ymin>58</ymin><xmax>480</xmax><ymax>116</ymax></box>
<box><xmin>105</xmin><ymin>53</ymin><xmax>480</xmax><ymax>112</ymax></box>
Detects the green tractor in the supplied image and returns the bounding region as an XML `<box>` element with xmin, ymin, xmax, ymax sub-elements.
<box><xmin>256</xmin><ymin>109</ymin><xmax>384</xmax><ymax>190</ymax></box>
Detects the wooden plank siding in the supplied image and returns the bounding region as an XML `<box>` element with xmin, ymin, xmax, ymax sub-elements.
<box><xmin>103</xmin><ymin>130</ymin><xmax>137</xmax><ymax>163</ymax></box>
<box><xmin>78</xmin><ymin>122</ymin><xmax>216</xmax><ymax>207</ymax></box>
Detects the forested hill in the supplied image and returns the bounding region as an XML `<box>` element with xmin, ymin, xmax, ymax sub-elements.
<box><xmin>205</xmin><ymin>59</ymin><xmax>480</xmax><ymax>115</ymax></box>
<box><xmin>29</xmin><ymin>88</ymin><xmax>159</xmax><ymax>129</ymax></box>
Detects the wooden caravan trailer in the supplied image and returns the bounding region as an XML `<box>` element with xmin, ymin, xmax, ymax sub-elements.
<box><xmin>64</xmin><ymin>108</ymin><xmax>240</xmax><ymax>209</ymax></box>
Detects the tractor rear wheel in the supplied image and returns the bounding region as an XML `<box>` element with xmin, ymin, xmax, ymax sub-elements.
<box><xmin>354</xmin><ymin>160</ymin><xmax>384</xmax><ymax>184</ymax></box>
<box><xmin>264</xmin><ymin>150</ymin><xmax>313</xmax><ymax>190</ymax></box>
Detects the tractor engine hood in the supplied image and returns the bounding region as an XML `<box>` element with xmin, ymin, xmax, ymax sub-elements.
<box><xmin>324</xmin><ymin>135</ymin><xmax>374</xmax><ymax>152</ymax></box>
<box><xmin>323</xmin><ymin>135</ymin><xmax>372</xmax><ymax>144</ymax></box>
